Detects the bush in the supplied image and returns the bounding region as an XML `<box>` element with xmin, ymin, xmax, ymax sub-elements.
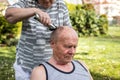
<box><xmin>98</xmin><ymin>14</ymin><xmax>108</xmax><ymax>34</ymax></box>
<box><xmin>69</xmin><ymin>4</ymin><xmax>108</xmax><ymax>37</ymax></box>
<box><xmin>0</xmin><ymin>14</ymin><xmax>20</xmax><ymax>46</ymax></box>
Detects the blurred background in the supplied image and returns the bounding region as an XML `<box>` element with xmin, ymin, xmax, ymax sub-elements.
<box><xmin>0</xmin><ymin>0</ymin><xmax>120</xmax><ymax>80</ymax></box>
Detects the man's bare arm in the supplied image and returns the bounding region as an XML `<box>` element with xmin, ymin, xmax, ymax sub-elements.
<box><xmin>30</xmin><ymin>66</ymin><xmax>46</xmax><ymax>80</ymax></box>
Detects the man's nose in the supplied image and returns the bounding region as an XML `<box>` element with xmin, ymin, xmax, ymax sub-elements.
<box><xmin>69</xmin><ymin>47</ymin><xmax>75</xmax><ymax>54</ymax></box>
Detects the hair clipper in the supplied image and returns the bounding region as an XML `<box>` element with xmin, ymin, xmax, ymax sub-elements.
<box><xmin>34</xmin><ymin>13</ymin><xmax>57</xmax><ymax>31</ymax></box>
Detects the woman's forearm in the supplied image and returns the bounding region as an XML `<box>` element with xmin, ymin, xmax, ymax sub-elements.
<box><xmin>5</xmin><ymin>7</ymin><xmax>38</xmax><ymax>24</ymax></box>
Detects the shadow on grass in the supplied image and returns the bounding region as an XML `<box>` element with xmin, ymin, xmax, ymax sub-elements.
<box><xmin>0</xmin><ymin>47</ymin><xmax>15</xmax><ymax>80</ymax></box>
<box><xmin>91</xmin><ymin>72</ymin><xmax>120</xmax><ymax>80</ymax></box>
<box><xmin>0</xmin><ymin>56</ymin><xmax>15</xmax><ymax>80</ymax></box>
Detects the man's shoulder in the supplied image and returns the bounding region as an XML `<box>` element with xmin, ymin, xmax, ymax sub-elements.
<box><xmin>31</xmin><ymin>66</ymin><xmax>46</xmax><ymax>76</ymax></box>
<box><xmin>31</xmin><ymin>65</ymin><xmax>46</xmax><ymax>80</ymax></box>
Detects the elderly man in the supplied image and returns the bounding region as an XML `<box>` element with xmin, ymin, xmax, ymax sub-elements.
<box><xmin>30</xmin><ymin>26</ymin><xmax>93</xmax><ymax>80</ymax></box>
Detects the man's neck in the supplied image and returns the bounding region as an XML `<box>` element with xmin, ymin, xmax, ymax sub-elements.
<box><xmin>48</xmin><ymin>57</ymin><xmax>73</xmax><ymax>72</ymax></box>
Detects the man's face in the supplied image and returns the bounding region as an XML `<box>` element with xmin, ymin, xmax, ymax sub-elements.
<box><xmin>38</xmin><ymin>0</ymin><xmax>54</xmax><ymax>8</ymax></box>
<box><xmin>51</xmin><ymin>34</ymin><xmax>78</xmax><ymax>64</ymax></box>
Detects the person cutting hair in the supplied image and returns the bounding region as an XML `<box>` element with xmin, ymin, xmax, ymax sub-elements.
<box><xmin>5</xmin><ymin>0</ymin><xmax>71</xmax><ymax>80</ymax></box>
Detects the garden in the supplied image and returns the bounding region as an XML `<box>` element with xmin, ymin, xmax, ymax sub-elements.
<box><xmin>0</xmin><ymin>2</ymin><xmax>120</xmax><ymax>80</ymax></box>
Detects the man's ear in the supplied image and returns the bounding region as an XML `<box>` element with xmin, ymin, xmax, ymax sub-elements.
<box><xmin>50</xmin><ymin>40</ymin><xmax>55</xmax><ymax>48</ymax></box>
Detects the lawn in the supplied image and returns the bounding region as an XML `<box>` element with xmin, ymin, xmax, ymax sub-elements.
<box><xmin>0</xmin><ymin>26</ymin><xmax>120</xmax><ymax>80</ymax></box>
<box><xmin>75</xmin><ymin>26</ymin><xmax>120</xmax><ymax>80</ymax></box>
<box><xmin>0</xmin><ymin>46</ymin><xmax>15</xmax><ymax>80</ymax></box>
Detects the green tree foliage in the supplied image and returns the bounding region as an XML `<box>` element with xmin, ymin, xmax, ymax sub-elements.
<box><xmin>69</xmin><ymin>4</ymin><xmax>108</xmax><ymax>37</ymax></box>
<box><xmin>0</xmin><ymin>14</ymin><xmax>19</xmax><ymax>46</ymax></box>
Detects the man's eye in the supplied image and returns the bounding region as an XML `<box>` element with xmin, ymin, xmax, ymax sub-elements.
<box><xmin>66</xmin><ymin>46</ymin><xmax>72</xmax><ymax>48</ymax></box>
<box><xmin>74</xmin><ymin>46</ymin><xmax>77</xmax><ymax>48</ymax></box>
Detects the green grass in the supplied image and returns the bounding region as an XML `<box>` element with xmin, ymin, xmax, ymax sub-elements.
<box><xmin>0</xmin><ymin>26</ymin><xmax>120</xmax><ymax>80</ymax></box>
<box><xmin>0</xmin><ymin>46</ymin><xmax>16</xmax><ymax>80</ymax></box>
<box><xmin>75</xmin><ymin>26</ymin><xmax>120</xmax><ymax>80</ymax></box>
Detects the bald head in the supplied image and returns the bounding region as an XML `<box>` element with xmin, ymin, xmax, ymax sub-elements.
<box><xmin>50</xmin><ymin>26</ymin><xmax>78</xmax><ymax>43</ymax></box>
<box><xmin>50</xmin><ymin>26</ymin><xmax>78</xmax><ymax>64</ymax></box>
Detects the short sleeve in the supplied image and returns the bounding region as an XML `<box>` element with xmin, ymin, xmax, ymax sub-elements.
<box><xmin>8</xmin><ymin>0</ymin><xmax>31</xmax><ymax>8</ymax></box>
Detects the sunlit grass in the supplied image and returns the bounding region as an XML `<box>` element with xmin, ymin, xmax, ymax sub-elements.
<box><xmin>75</xmin><ymin>26</ymin><xmax>120</xmax><ymax>80</ymax></box>
<box><xmin>0</xmin><ymin>46</ymin><xmax>16</xmax><ymax>58</ymax></box>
